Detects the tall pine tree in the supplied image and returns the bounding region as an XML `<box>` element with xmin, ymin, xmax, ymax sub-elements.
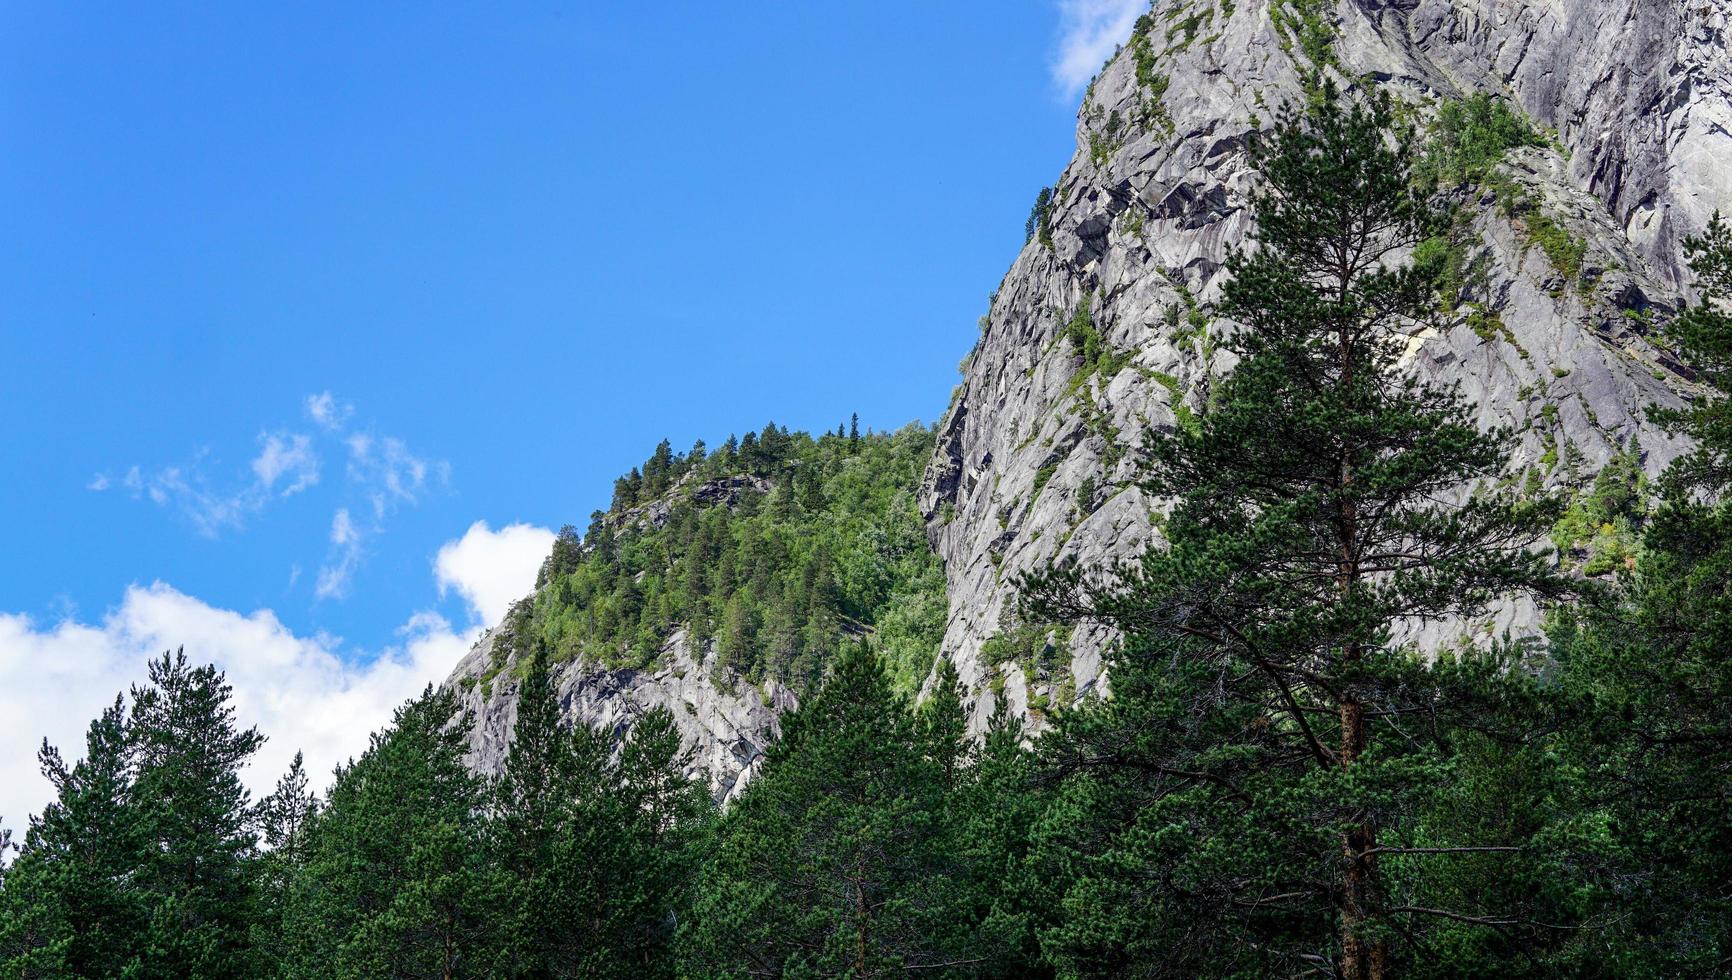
<box><xmin>1024</xmin><ymin>87</ymin><xmax>1569</xmax><ymax>977</ymax></box>
<box><xmin>128</xmin><ymin>649</ymin><xmax>267</xmax><ymax>977</ymax></box>
<box><xmin>0</xmin><ymin>698</ymin><xmax>145</xmax><ymax>977</ymax></box>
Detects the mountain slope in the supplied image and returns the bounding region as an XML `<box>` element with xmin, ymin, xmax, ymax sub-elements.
<box><xmin>449</xmin><ymin>0</ymin><xmax>1730</xmax><ymax>789</ymax></box>
<box><xmin>447</xmin><ymin>423</ymin><xmax>943</xmax><ymax>798</ymax></box>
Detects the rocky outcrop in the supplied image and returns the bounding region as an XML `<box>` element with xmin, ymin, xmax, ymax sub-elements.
<box><xmin>450</xmin><ymin>626</ymin><xmax>794</xmax><ymax>801</ymax></box>
<box><xmin>616</xmin><ymin>474</ymin><xmax>772</xmax><ymax>533</ymax></box>
<box><xmin>919</xmin><ymin>0</ymin><xmax>1725</xmax><ymax>733</ymax></box>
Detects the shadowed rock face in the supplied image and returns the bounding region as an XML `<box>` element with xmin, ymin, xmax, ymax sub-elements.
<box><xmin>448</xmin><ymin>0</ymin><xmax>1729</xmax><ymax>791</ymax></box>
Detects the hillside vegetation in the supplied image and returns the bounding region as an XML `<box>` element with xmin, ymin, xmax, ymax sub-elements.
<box><xmin>479</xmin><ymin>420</ymin><xmax>946</xmax><ymax>696</ymax></box>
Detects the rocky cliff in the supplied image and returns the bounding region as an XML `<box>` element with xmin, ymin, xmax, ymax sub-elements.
<box><xmin>450</xmin><ymin>0</ymin><xmax>1730</xmax><ymax>789</ymax></box>
<box><xmin>921</xmin><ymin>0</ymin><xmax>1726</xmax><ymax>731</ymax></box>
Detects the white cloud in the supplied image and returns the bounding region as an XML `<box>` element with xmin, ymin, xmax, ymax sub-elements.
<box><xmin>1052</xmin><ymin>0</ymin><xmax>1146</xmax><ymax>95</ymax></box>
<box><xmin>143</xmin><ymin>464</ymin><xmax>255</xmax><ymax>537</ymax></box>
<box><xmin>305</xmin><ymin>391</ymin><xmax>353</xmax><ymax>431</ymax></box>
<box><xmin>87</xmin><ymin>474</ymin><xmax>110</xmax><ymax>491</ymax></box>
<box><xmin>251</xmin><ymin>432</ymin><xmax>320</xmax><ymax>495</ymax></box>
<box><xmin>315</xmin><ymin>508</ymin><xmax>362</xmax><ymax>600</ymax></box>
<box><xmin>435</xmin><ymin>521</ymin><xmax>557</xmax><ymax>626</ymax></box>
<box><xmin>0</xmin><ymin>583</ymin><xmax>477</xmax><ymax>829</ymax></box>
<box><xmin>349</xmin><ymin>436</ymin><xmax>443</xmax><ymax>515</ymax></box>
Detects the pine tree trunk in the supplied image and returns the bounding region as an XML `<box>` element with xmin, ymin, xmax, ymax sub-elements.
<box><xmin>1335</xmin><ymin>320</ymin><xmax>1386</xmax><ymax>980</ymax></box>
<box><xmin>1339</xmin><ymin>695</ymin><xmax>1386</xmax><ymax>980</ymax></box>
<box><xmin>444</xmin><ymin>907</ymin><xmax>457</xmax><ymax>980</ymax></box>
<box><xmin>854</xmin><ymin>861</ymin><xmax>870</xmax><ymax>978</ymax></box>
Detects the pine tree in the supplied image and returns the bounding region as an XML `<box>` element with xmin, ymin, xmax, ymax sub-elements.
<box><xmin>252</xmin><ymin>752</ymin><xmax>319</xmax><ymax>977</ymax></box>
<box><xmin>0</xmin><ymin>698</ymin><xmax>145</xmax><ymax>977</ymax></box>
<box><xmin>1023</xmin><ymin>87</ymin><xmax>1568</xmax><ymax>977</ymax></box>
<box><xmin>919</xmin><ymin>658</ymin><xmax>970</xmax><ymax>793</ymax></box>
<box><xmin>612</xmin><ymin>707</ymin><xmax>711</xmax><ymax>975</ymax></box>
<box><xmin>491</xmin><ymin>646</ymin><xmax>620</xmax><ymax>977</ymax></box>
<box><xmin>287</xmin><ymin>686</ymin><xmax>501</xmax><ymax>979</ymax></box>
<box><xmin>537</xmin><ymin>524</ymin><xmax>583</xmax><ymax>588</ymax></box>
<box><xmin>960</xmin><ymin>702</ymin><xmax>1050</xmax><ymax>978</ymax></box>
<box><xmin>128</xmin><ymin>649</ymin><xmax>267</xmax><ymax>977</ymax></box>
<box><xmin>681</xmin><ymin>643</ymin><xmax>975</xmax><ymax>975</ymax></box>
<box><xmin>1547</xmin><ymin>213</ymin><xmax>1732</xmax><ymax>973</ymax></box>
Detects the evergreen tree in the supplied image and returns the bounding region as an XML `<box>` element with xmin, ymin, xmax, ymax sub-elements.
<box><xmin>1547</xmin><ymin>213</ymin><xmax>1732</xmax><ymax>973</ymax></box>
<box><xmin>0</xmin><ymin>698</ymin><xmax>145</xmax><ymax>977</ymax></box>
<box><xmin>491</xmin><ymin>646</ymin><xmax>621</xmax><ymax>977</ymax></box>
<box><xmin>919</xmin><ymin>658</ymin><xmax>970</xmax><ymax>793</ymax></box>
<box><xmin>1023</xmin><ymin>88</ymin><xmax>1568</xmax><ymax>977</ymax></box>
<box><xmin>682</xmin><ymin>643</ymin><xmax>976</xmax><ymax>975</ymax></box>
<box><xmin>959</xmin><ymin>702</ymin><xmax>1049</xmax><ymax>978</ymax></box>
<box><xmin>252</xmin><ymin>753</ymin><xmax>320</xmax><ymax>978</ymax></box>
<box><xmin>612</xmin><ymin>707</ymin><xmax>711</xmax><ymax>975</ymax></box>
<box><xmin>128</xmin><ymin>649</ymin><xmax>267</xmax><ymax>977</ymax></box>
<box><xmin>287</xmin><ymin>686</ymin><xmax>501</xmax><ymax>979</ymax></box>
<box><xmin>537</xmin><ymin>524</ymin><xmax>583</xmax><ymax>589</ymax></box>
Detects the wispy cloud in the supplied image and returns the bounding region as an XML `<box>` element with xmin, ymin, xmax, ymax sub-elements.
<box><xmin>251</xmin><ymin>432</ymin><xmax>320</xmax><ymax>495</ymax></box>
<box><xmin>315</xmin><ymin>508</ymin><xmax>362</xmax><ymax>600</ymax></box>
<box><xmin>1052</xmin><ymin>0</ymin><xmax>1146</xmax><ymax>96</ymax></box>
<box><xmin>101</xmin><ymin>394</ymin><xmax>447</xmax><ymax>599</ymax></box>
<box><xmin>100</xmin><ymin>430</ymin><xmax>323</xmax><ymax>538</ymax></box>
<box><xmin>305</xmin><ymin>391</ymin><xmax>353</xmax><ymax>431</ymax></box>
<box><xmin>348</xmin><ymin>435</ymin><xmax>444</xmax><ymax>518</ymax></box>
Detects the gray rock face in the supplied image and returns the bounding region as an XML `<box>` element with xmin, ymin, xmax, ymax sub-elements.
<box><xmin>448</xmin><ymin>0</ymin><xmax>1728</xmax><ymax>787</ymax></box>
<box><xmin>449</xmin><ymin>626</ymin><xmax>794</xmax><ymax>802</ymax></box>
<box><xmin>918</xmin><ymin>0</ymin><xmax>1724</xmax><ymax>733</ymax></box>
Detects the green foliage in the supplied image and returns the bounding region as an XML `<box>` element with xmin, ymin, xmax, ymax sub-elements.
<box><xmin>1540</xmin><ymin>216</ymin><xmax>1732</xmax><ymax>973</ymax></box>
<box><xmin>1026</xmin><ymin>185</ymin><xmax>1055</xmax><ymax>248</ymax></box>
<box><xmin>1271</xmin><ymin>0</ymin><xmax>1337</xmax><ymax>100</ymax></box>
<box><xmin>680</xmin><ymin>644</ymin><xmax>1008</xmax><ymax>975</ymax></box>
<box><xmin>489</xmin><ymin>649</ymin><xmax>711</xmax><ymax>977</ymax></box>
<box><xmin>1128</xmin><ymin>14</ymin><xmax>1174</xmax><ymax>134</ymax></box>
<box><xmin>284</xmin><ymin>686</ymin><xmax>503</xmax><ymax>979</ymax></box>
<box><xmin>1484</xmin><ymin>168</ymin><xmax>1592</xmax><ymax>290</ymax></box>
<box><xmin>501</xmin><ymin>422</ymin><xmax>946</xmax><ymax>698</ymax></box>
<box><xmin>1464</xmin><ymin>302</ymin><xmax>1528</xmax><ymax>357</ymax></box>
<box><xmin>1417</xmin><ymin>93</ymin><xmax>1546</xmax><ymax>187</ymax></box>
<box><xmin>0</xmin><ymin>650</ymin><xmax>267</xmax><ymax>979</ymax></box>
<box><xmin>1550</xmin><ymin>447</ymin><xmax>1646</xmax><ymax>575</ymax></box>
<box><xmin>1412</xmin><ymin>209</ymin><xmax>1490</xmax><ymax>311</ymax></box>
<box><xmin>1525</xmin><ymin>210</ymin><xmax>1588</xmax><ymax>282</ymax></box>
<box><xmin>1032</xmin><ymin>462</ymin><xmax>1059</xmax><ymax>502</ymax></box>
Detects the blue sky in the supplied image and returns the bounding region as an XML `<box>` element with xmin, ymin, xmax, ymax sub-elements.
<box><xmin>0</xmin><ymin>1</ymin><xmax>1147</xmax><ymax>817</ymax></box>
